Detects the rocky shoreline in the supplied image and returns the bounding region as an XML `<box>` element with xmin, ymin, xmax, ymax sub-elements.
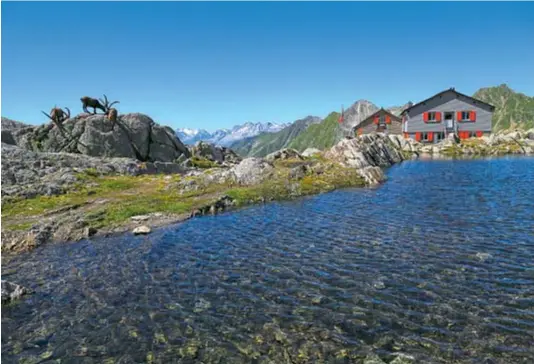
<box><xmin>2</xmin><ymin>113</ymin><xmax>534</xmax><ymax>303</ymax></box>
<box><xmin>2</xmin><ymin>113</ymin><xmax>412</xmax><ymax>258</ymax></box>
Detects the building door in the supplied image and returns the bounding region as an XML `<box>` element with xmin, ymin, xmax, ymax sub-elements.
<box><xmin>444</xmin><ymin>112</ymin><xmax>454</xmax><ymax>135</ymax></box>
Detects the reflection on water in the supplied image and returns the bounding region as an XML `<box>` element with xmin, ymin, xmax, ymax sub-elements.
<box><xmin>2</xmin><ymin>157</ymin><xmax>534</xmax><ymax>363</ymax></box>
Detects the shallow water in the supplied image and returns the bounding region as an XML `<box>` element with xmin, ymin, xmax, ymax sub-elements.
<box><xmin>2</xmin><ymin>157</ymin><xmax>534</xmax><ymax>364</ymax></box>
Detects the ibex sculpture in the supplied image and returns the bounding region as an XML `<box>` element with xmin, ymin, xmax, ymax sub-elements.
<box><xmin>41</xmin><ymin>106</ymin><xmax>70</xmax><ymax>132</ymax></box>
<box><xmin>106</xmin><ymin>108</ymin><xmax>118</xmax><ymax>129</ymax></box>
<box><xmin>80</xmin><ymin>96</ymin><xmax>107</xmax><ymax>114</ymax></box>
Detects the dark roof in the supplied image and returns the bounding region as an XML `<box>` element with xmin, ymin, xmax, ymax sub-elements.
<box><xmin>400</xmin><ymin>87</ymin><xmax>496</xmax><ymax>115</ymax></box>
<box><xmin>355</xmin><ymin>108</ymin><xmax>401</xmax><ymax>128</ymax></box>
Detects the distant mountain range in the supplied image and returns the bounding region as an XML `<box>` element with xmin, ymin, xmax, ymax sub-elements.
<box><xmin>230</xmin><ymin>116</ymin><xmax>323</xmax><ymax>157</ymax></box>
<box><xmin>230</xmin><ymin>101</ymin><xmax>410</xmax><ymax>157</ymax></box>
<box><xmin>176</xmin><ymin>121</ymin><xmax>290</xmax><ymax>147</ymax></box>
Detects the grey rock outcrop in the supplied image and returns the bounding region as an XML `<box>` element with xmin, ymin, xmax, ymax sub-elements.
<box><xmin>230</xmin><ymin>158</ymin><xmax>275</xmax><ymax>185</ymax></box>
<box><xmin>1</xmin><ymin>280</ymin><xmax>31</xmax><ymax>304</ymax></box>
<box><xmin>325</xmin><ymin>134</ymin><xmax>405</xmax><ymax>185</ymax></box>
<box><xmin>12</xmin><ymin>113</ymin><xmax>190</xmax><ymax>162</ymax></box>
<box><xmin>188</xmin><ymin>141</ymin><xmax>242</xmax><ymax>166</ymax></box>
<box><xmin>1</xmin><ymin>117</ymin><xmax>30</xmax><ymax>145</ymax></box>
<box><xmin>1</xmin><ymin>143</ymin><xmax>186</xmax><ymax>199</ymax></box>
<box><xmin>265</xmin><ymin>148</ymin><xmax>303</xmax><ymax>162</ymax></box>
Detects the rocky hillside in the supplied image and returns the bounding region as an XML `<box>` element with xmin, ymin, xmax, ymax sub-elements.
<box><xmin>473</xmin><ymin>84</ymin><xmax>534</xmax><ymax>131</ymax></box>
<box><xmin>287</xmin><ymin>100</ymin><xmax>381</xmax><ymax>153</ymax></box>
<box><xmin>1</xmin><ymin>117</ymin><xmax>29</xmax><ymax>130</ymax></box>
<box><xmin>287</xmin><ymin>112</ymin><xmax>341</xmax><ymax>152</ymax></box>
<box><xmin>11</xmin><ymin>113</ymin><xmax>190</xmax><ymax>163</ymax></box>
<box><xmin>230</xmin><ymin>115</ymin><xmax>322</xmax><ymax>157</ymax></box>
<box><xmin>2</xmin><ymin>117</ymin><xmax>30</xmax><ymax>145</ymax></box>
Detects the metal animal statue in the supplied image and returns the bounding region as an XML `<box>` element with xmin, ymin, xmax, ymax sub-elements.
<box><xmin>80</xmin><ymin>96</ymin><xmax>106</xmax><ymax>114</ymax></box>
<box><xmin>99</xmin><ymin>94</ymin><xmax>120</xmax><ymax>112</ymax></box>
<box><xmin>41</xmin><ymin>106</ymin><xmax>70</xmax><ymax>133</ymax></box>
<box><xmin>106</xmin><ymin>108</ymin><xmax>118</xmax><ymax>129</ymax></box>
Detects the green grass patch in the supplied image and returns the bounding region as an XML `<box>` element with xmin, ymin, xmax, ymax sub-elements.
<box><xmin>2</xmin><ymin>161</ymin><xmax>368</xmax><ymax>235</ymax></box>
<box><xmin>2</xmin><ymin>221</ymin><xmax>34</xmax><ymax>231</ymax></box>
<box><xmin>190</xmin><ymin>157</ymin><xmax>219</xmax><ymax>169</ymax></box>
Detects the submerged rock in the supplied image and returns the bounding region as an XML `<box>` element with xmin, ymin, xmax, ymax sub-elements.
<box><xmin>390</xmin><ymin>353</ymin><xmax>416</xmax><ymax>364</ymax></box>
<box><xmin>1</xmin><ymin>280</ymin><xmax>31</xmax><ymax>304</ymax></box>
<box><xmin>475</xmin><ymin>252</ymin><xmax>494</xmax><ymax>262</ymax></box>
<box><xmin>363</xmin><ymin>353</ymin><xmax>387</xmax><ymax>364</ymax></box>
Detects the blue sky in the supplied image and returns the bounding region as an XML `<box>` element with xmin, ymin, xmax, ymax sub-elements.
<box><xmin>2</xmin><ymin>2</ymin><xmax>533</xmax><ymax>130</ymax></box>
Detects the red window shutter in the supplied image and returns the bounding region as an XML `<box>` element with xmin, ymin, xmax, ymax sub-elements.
<box><xmin>386</xmin><ymin>115</ymin><xmax>391</xmax><ymax>124</ymax></box>
<box><xmin>428</xmin><ymin>132</ymin><xmax>434</xmax><ymax>142</ymax></box>
<box><xmin>374</xmin><ymin>115</ymin><xmax>379</xmax><ymax>124</ymax></box>
<box><xmin>476</xmin><ymin>131</ymin><xmax>483</xmax><ymax>137</ymax></box>
<box><xmin>436</xmin><ymin>112</ymin><xmax>442</xmax><ymax>122</ymax></box>
<box><xmin>423</xmin><ymin>112</ymin><xmax>429</xmax><ymax>122</ymax></box>
<box><xmin>457</xmin><ymin>111</ymin><xmax>462</xmax><ymax>121</ymax></box>
<box><xmin>470</xmin><ymin>111</ymin><xmax>476</xmax><ymax>121</ymax></box>
<box><xmin>415</xmin><ymin>132</ymin><xmax>421</xmax><ymax>141</ymax></box>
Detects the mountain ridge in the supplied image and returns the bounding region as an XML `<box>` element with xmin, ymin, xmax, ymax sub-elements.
<box><xmin>176</xmin><ymin>121</ymin><xmax>290</xmax><ymax>146</ymax></box>
<box><xmin>473</xmin><ymin>84</ymin><xmax>534</xmax><ymax>131</ymax></box>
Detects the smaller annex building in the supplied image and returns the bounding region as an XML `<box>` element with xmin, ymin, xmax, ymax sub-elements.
<box><xmin>352</xmin><ymin>108</ymin><xmax>403</xmax><ymax>136</ymax></box>
<box><xmin>400</xmin><ymin>88</ymin><xmax>495</xmax><ymax>143</ymax></box>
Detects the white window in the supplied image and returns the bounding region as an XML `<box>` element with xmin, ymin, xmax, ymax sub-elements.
<box><xmin>427</xmin><ymin>112</ymin><xmax>437</xmax><ymax>121</ymax></box>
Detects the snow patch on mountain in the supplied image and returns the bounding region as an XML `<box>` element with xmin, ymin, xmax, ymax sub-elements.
<box><xmin>176</xmin><ymin>121</ymin><xmax>290</xmax><ymax>146</ymax></box>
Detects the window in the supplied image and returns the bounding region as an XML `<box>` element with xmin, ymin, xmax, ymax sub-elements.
<box><xmin>435</xmin><ymin>132</ymin><xmax>445</xmax><ymax>141</ymax></box>
<box><xmin>379</xmin><ymin>115</ymin><xmax>386</xmax><ymax>125</ymax></box>
<box><xmin>423</xmin><ymin>111</ymin><xmax>442</xmax><ymax>123</ymax></box>
<box><xmin>461</xmin><ymin>111</ymin><xmax>471</xmax><ymax>121</ymax></box>
<box><xmin>422</xmin><ymin>132</ymin><xmax>429</xmax><ymax>141</ymax></box>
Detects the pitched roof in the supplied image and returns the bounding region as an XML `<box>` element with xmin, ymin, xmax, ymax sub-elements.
<box><xmin>400</xmin><ymin>87</ymin><xmax>496</xmax><ymax>115</ymax></box>
<box><xmin>356</xmin><ymin>108</ymin><xmax>401</xmax><ymax>128</ymax></box>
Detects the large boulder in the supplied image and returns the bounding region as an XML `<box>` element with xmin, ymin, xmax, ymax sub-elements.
<box><xmin>324</xmin><ymin>134</ymin><xmax>405</xmax><ymax>185</ymax></box>
<box><xmin>230</xmin><ymin>158</ymin><xmax>275</xmax><ymax>185</ymax></box>
<box><xmin>12</xmin><ymin>113</ymin><xmax>190</xmax><ymax>163</ymax></box>
<box><xmin>325</xmin><ymin>134</ymin><xmax>404</xmax><ymax>169</ymax></box>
